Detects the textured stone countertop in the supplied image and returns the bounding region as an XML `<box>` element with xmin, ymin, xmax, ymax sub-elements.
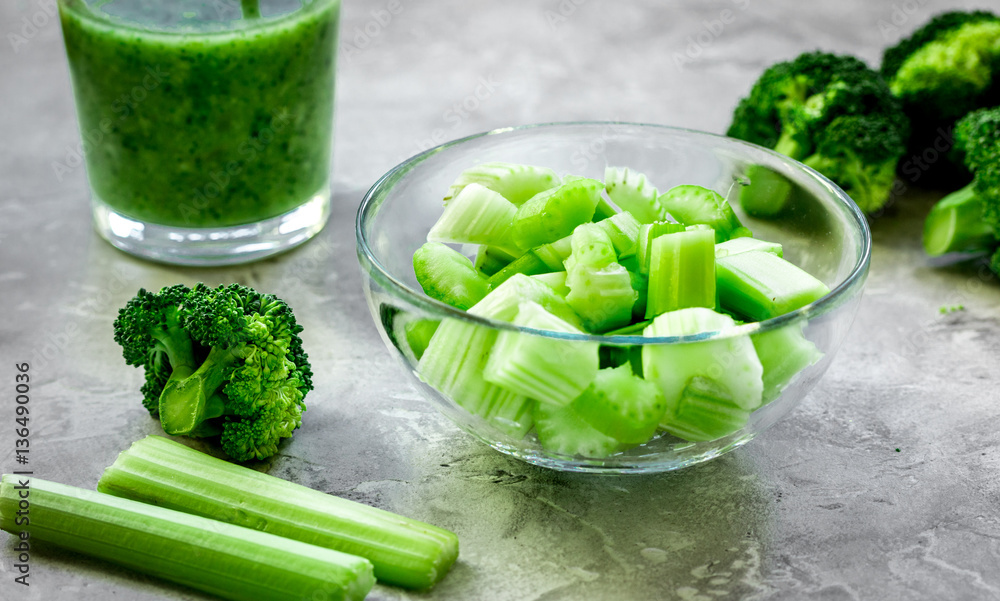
<box><xmin>2</xmin><ymin>1</ymin><xmax>1000</xmax><ymax>600</ymax></box>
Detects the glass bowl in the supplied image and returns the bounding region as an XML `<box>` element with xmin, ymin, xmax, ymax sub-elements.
<box><xmin>355</xmin><ymin>122</ymin><xmax>870</xmax><ymax>474</ymax></box>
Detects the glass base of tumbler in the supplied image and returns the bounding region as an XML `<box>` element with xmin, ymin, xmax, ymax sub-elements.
<box><xmin>91</xmin><ymin>188</ymin><xmax>331</xmax><ymax>266</ymax></box>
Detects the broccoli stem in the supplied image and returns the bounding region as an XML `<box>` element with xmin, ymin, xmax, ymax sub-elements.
<box><xmin>159</xmin><ymin>345</ymin><xmax>241</xmax><ymax>436</ymax></box>
<box><xmin>923</xmin><ymin>183</ymin><xmax>996</xmax><ymax>256</ymax></box>
<box><xmin>773</xmin><ymin>127</ymin><xmax>808</xmax><ymax>161</ymax></box>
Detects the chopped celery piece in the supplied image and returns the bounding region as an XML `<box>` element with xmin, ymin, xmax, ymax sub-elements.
<box><xmin>470</xmin><ymin>273</ymin><xmax>582</xmax><ymax>328</ymax></box>
<box><xmin>738</xmin><ymin>164</ymin><xmax>793</xmax><ymax>217</ymax></box>
<box><xmin>565</xmin><ymin>224</ymin><xmax>637</xmax><ymax>333</ymax></box>
<box><xmin>487</xmin><ymin>252</ymin><xmax>553</xmax><ymax>289</ymax></box>
<box><xmin>483</xmin><ymin>301</ymin><xmax>599</xmax><ymax>406</ymax></box>
<box><xmin>533</xmin><ymin>401</ymin><xmax>625</xmax><ymax>458</ymax></box>
<box><xmin>413</xmin><ymin>242</ymin><xmax>490</xmax><ymax>310</ymax></box>
<box><xmin>661</xmin><ymin>377</ymin><xmax>751</xmax><ymax>442</ymax></box>
<box><xmin>475</xmin><ymin>245</ymin><xmax>518</xmax><ymax>276</ymax></box>
<box><xmin>444</xmin><ymin>161</ymin><xmax>561</xmax><ymax>206</ymax></box>
<box><xmin>597</xmin><ymin>210</ymin><xmax>641</xmax><ymax>257</ymax></box>
<box><xmin>418</xmin><ymin>318</ymin><xmax>533</xmax><ymax>438</ymax></box>
<box><xmin>428</xmin><ymin>183</ymin><xmax>518</xmax><ymax>252</ymax></box>
<box><xmin>593</xmin><ymin>197</ymin><xmax>620</xmax><ymax>221</ymax></box>
<box><xmin>404</xmin><ymin>319</ymin><xmax>440</xmax><ymax>361</ymax></box>
<box><xmin>752</xmin><ymin>322</ymin><xmax>822</xmax><ymax>404</ymax></box>
<box><xmin>510</xmin><ymin>178</ymin><xmax>602</xmax><ymax>250</ymax></box>
<box><xmin>645</xmin><ymin>228</ymin><xmax>717</xmax><ymax>319</ymax></box>
<box><xmin>715</xmin><ymin>237</ymin><xmax>783</xmax><ymax>258</ymax></box>
<box><xmin>628</xmin><ymin>267</ymin><xmax>649</xmax><ymax>322</ymax></box>
<box><xmin>636</xmin><ymin>221</ymin><xmax>686</xmax><ymax>275</ymax></box>
<box><xmin>0</xmin><ymin>475</ymin><xmax>374</xmax><ymax>601</ymax></box>
<box><xmin>642</xmin><ymin>307</ymin><xmax>763</xmax><ymax>413</ymax></box>
<box><xmin>98</xmin><ymin>436</ymin><xmax>459</xmax><ymax>590</ymax></box>
<box><xmin>922</xmin><ymin>185</ymin><xmax>993</xmax><ymax>256</ymax></box>
<box><xmin>535</xmin><ymin>234</ymin><xmax>574</xmax><ymax>270</ymax></box>
<box><xmin>572</xmin><ymin>364</ymin><xmax>666</xmax><ymax>444</ymax></box>
<box><xmin>657</xmin><ymin>184</ymin><xmax>753</xmax><ymax>242</ymax></box>
<box><xmin>378</xmin><ymin>304</ymin><xmax>439</xmax><ymax>362</ymax></box>
<box><xmin>716</xmin><ymin>250</ymin><xmax>830</xmax><ymax>321</ymax></box>
<box><xmin>604</xmin><ymin>166</ymin><xmax>666</xmax><ymax>223</ymax></box>
<box><xmin>531</xmin><ymin>271</ymin><xmax>571</xmax><ymax>297</ymax></box>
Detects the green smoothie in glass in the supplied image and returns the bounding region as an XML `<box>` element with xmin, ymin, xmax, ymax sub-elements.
<box><xmin>58</xmin><ymin>0</ymin><xmax>340</xmax><ymax>264</ymax></box>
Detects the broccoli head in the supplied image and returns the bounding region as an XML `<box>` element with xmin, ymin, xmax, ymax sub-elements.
<box><xmin>922</xmin><ymin>107</ymin><xmax>1000</xmax><ymax>275</ymax></box>
<box><xmin>727</xmin><ymin>51</ymin><xmax>908</xmax><ymax>214</ymax></box>
<box><xmin>881</xmin><ymin>10</ymin><xmax>1000</xmax><ymax>185</ymax></box>
<box><xmin>113</xmin><ymin>283</ymin><xmax>313</xmax><ymax>462</ymax></box>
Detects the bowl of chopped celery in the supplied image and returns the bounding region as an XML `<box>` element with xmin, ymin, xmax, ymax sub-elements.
<box><xmin>356</xmin><ymin>122</ymin><xmax>870</xmax><ymax>473</ymax></box>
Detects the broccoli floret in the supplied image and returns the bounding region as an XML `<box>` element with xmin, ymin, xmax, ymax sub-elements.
<box><xmin>881</xmin><ymin>10</ymin><xmax>1000</xmax><ymax>185</ymax></box>
<box><xmin>922</xmin><ymin>107</ymin><xmax>1000</xmax><ymax>275</ymax></box>
<box><xmin>113</xmin><ymin>283</ymin><xmax>313</xmax><ymax>462</ymax></box>
<box><xmin>727</xmin><ymin>51</ymin><xmax>908</xmax><ymax>215</ymax></box>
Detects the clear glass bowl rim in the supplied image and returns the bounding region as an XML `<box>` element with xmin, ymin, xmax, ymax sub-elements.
<box><xmin>356</xmin><ymin>121</ymin><xmax>872</xmax><ymax>345</ymax></box>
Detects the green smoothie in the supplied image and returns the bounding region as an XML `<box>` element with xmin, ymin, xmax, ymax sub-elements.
<box><xmin>59</xmin><ymin>0</ymin><xmax>340</xmax><ymax>228</ymax></box>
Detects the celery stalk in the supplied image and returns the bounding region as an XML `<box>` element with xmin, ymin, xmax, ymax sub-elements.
<box><xmin>645</xmin><ymin>228</ymin><xmax>717</xmax><ymax>319</ymax></box>
<box><xmin>0</xmin><ymin>474</ymin><xmax>374</xmax><ymax>601</ymax></box>
<box><xmin>97</xmin><ymin>436</ymin><xmax>459</xmax><ymax>590</ymax></box>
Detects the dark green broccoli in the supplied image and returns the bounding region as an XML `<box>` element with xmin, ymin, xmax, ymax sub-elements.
<box><xmin>881</xmin><ymin>10</ymin><xmax>1000</xmax><ymax>185</ymax></box>
<box><xmin>727</xmin><ymin>51</ymin><xmax>909</xmax><ymax>215</ymax></box>
<box><xmin>922</xmin><ymin>107</ymin><xmax>1000</xmax><ymax>275</ymax></box>
<box><xmin>113</xmin><ymin>283</ymin><xmax>313</xmax><ymax>462</ymax></box>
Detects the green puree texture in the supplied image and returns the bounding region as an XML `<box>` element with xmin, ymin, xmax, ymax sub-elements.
<box><xmin>59</xmin><ymin>0</ymin><xmax>340</xmax><ymax>227</ymax></box>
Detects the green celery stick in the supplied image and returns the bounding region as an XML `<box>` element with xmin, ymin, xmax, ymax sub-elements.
<box><xmin>565</xmin><ymin>224</ymin><xmax>637</xmax><ymax>333</ymax></box>
<box><xmin>922</xmin><ymin>184</ymin><xmax>994</xmax><ymax>256</ymax></box>
<box><xmin>413</xmin><ymin>242</ymin><xmax>490</xmax><ymax>310</ymax></box>
<box><xmin>716</xmin><ymin>250</ymin><xmax>830</xmax><ymax>321</ymax></box>
<box><xmin>636</xmin><ymin>221</ymin><xmax>685</xmax><ymax>275</ymax></box>
<box><xmin>738</xmin><ymin>164</ymin><xmax>793</xmax><ymax>217</ymax></box>
<box><xmin>487</xmin><ymin>252</ymin><xmax>553</xmax><ymax>289</ymax></box>
<box><xmin>98</xmin><ymin>436</ymin><xmax>458</xmax><ymax>590</ymax></box>
<box><xmin>596</xmin><ymin>210</ymin><xmax>641</xmax><ymax>257</ymax></box>
<box><xmin>572</xmin><ymin>363</ymin><xmax>666</xmax><ymax>444</ymax></box>
<box><xmin>751</xmin><ymin>322</ymin><xmax>822</xmax><ymax>404</ymax></box>
<box><xmin>469</xmin><ymin>273</ymin><xmax>582</xmax><ymax>328</ymax></box>
<box><xmin>715</xmin><ymin>236</ymin><xmax>783</xmax><ymax>258</ymax></box>
<box><xmin>474</xmin><ymin>245</ymin><xmax>518</xmax><ymax>276</ymax></box>
<box><xmin>510</xmin><ymin>178</ymin><xmax>602</xmax><ymax>249</ymax></box>
<box><xmin>0</xmin><ymin>474</ymin><xmax>374</xmax><ymax>601</ymax></box>
<box><xmin>428</xmin><ymin>183</ymin><xmax>518</xmax><ymax>253</ymax></box>
<box><xmin>657</xmin><ymin>184</ymin><xmax>753</xmax><ymax>242</ymax></box>
<box><xmin>661</xmin><ymin>377</ymin><xmax>752</xmax><ymax>442</ymax></box>
<box><xmin>378</xmin><ymin>304</ymin><xmax>439</xmax><ymax>363</ymax></box>
<box><xmin>645</xmin><ymin>228</ymin><xmax>717</xmax><ymax>319</ymax></box>
<box><xmin>534</xmin><ymin>234</ymin><xmax>574</xmax><ymax>270</ymax></box>
<box><xmin>444</xmin><ymin>162</ymin><xmax>561</xmax><ymax>206</ymax></box>
<box><xmin>642</xmin><ymin>307</ymin><xmax>764</xmax><ymax>416</ymax></box>
<box><xmin>483</xmin><ymin>301</ymin><xmax>599</xmax><ymax>406</ymax></box>
<box><xmin>533</xmin><ymin>400</ymin><xmax>625</xmax><ymax>458</ymax></box>
<box><xmin>604</xmin><ymin>166</ymin><xmax>667</xmax><ymax>223</ymax></box>
<box><xmin>531</xmin><ymin>271</ymin><xmax>571</xmax><ymax>297</ymax></box>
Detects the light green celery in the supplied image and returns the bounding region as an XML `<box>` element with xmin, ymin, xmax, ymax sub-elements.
<box><xmin>0</xmin><ymin>475</ymin><xmax>373</xmax><ymax>601</ymax></box>
<box><xmin>596</xmin><ymin>210</ymin><xmax>641</xmax><ymax>256</ymax></box>
<box><xmin>715</xmin><ymin>237</ymin><xmax>783</xmax><ymax>258</ymax></box>
<box><xmin>487</xmin><ymin>252</ymin><xmax>553</xmax><ymax>289</ymax></box>
<box><xmin>428</xmin><ymin>183</ymin><xmax>518</xmax><ymax>253</ymax></box>
<box><xmin>510</xmin><ymin>178</ymin><xmax>602</xmax><ymax>250</ymax></box>
<box><xmin>604</xmin><ymin>166</ymin><xmax>666</xmax><ymax>223</ymax></box>
<box><xmin>738</xmin><ymin>164</ymin><xmax>793</xmax><ymax>217</ymax></box>
<box><xmin>483</xmin><ymin>301</ymin><xmax>599</xmax><ymax>406</ymax></box>
<box><xmin>469</xmin><ymin>273</ymin><xmax>582</xmax><ymax>328</ymax></box>
<box><xmin>533</xmin><ymin>401</ymin><xmax>625</xmax><ymax>458</ymax></box>
<box><xmin>645</xmin><ymin>228</ymin><xmax>717</xmax><ymax>319</ymax></box>
<box><xmin>657</xmin><ymin>184</ymin><xmax>753</xmax><ymax>242</ymax></box>
<box><xmin>661</xmin><ymin>377</ymin><xmax>751</xmax><ymax>442</ymax></box>
<box><xmin>97</xmin><ymin>436</ymin><xmax>457</xmax><ymax>590</ymax></box>
<box><xmin>474</xmin><ymin>245</ymin><xmax>518</xmax><ymax>276</ymax></box>
<box><xmin>418</xmin><ymin>318</ymin><xmax>533</xmax><ymax>438</ymax></box>
<box><xmin>413</xmin><ymin>242</ymin><xmax>489</xmax><ymax>310</ymax></box>
<box><xmin>922</xmin><ymin>184</ymin><xmax>994</xmax><ymax>256</ymax></box>
<box><xmin>716</xmin><ymin>250</ymin><xmax>830</xmax><ymax>321</ymax></box>
<box><xmin>444</xmin><ymin>162</ymin><xmax>561</xmax><ymax>206</ymax></box>
<box><xmin>531</xmin><ymin>271</ymin><xmax>571</xmax><ymax>297</ymax></box>
<box><xmin>572</xmin><ymin>364</ymin><xmax>666</xmax><ymax>444</ymax></box>
<box><xmin>751</xmin><ymin>322</ymin><xmax>822</xmax><ymax>404</ymax></box>
<box><xmin>565</xmin><ymin>224</ymin><xmax>637</xmax><ymax>333</ymax></box>
<box><xmin>642</xmin><ymin>307</ymin><xmax>764</xmax><ymax>417</ymax></box>
<box><xmin>636</xmin><ymin>222</ymin><xmax>686</xmax><ymax>275</ymax></box>
<box><xmin>535</xmin><ymin>235</ymin><xmax>574</xmax><ymax>270</ymax></box>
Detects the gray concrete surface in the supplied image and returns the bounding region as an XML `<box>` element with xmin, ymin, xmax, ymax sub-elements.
<box><xmin>2</xmin><ymin>1</ymin><xmax>1000</xmax><ymax>599</ymax></box>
